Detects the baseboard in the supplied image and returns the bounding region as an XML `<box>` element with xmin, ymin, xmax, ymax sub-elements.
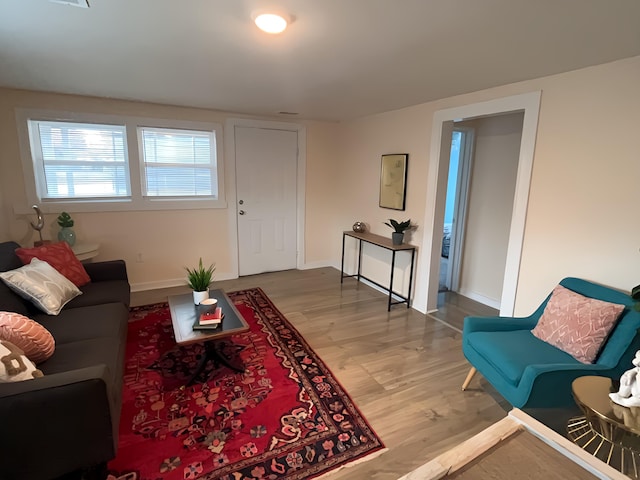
<box><xmin>457</xmin><ymin>289</ymin><xmax>501</xmax><ymax>309</ymax></box>
<box><xmin>300</xmin><ymin>260</ymin><xmax>340</xmax><ymax>270</ymax></box>
<box><xmin>131</xmin><ymin>272</ymin><xmax>237</xmax><ymax>293</ymax></box>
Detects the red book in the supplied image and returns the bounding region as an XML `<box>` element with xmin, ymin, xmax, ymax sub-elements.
<box><xmin>200</xmin><ymin>307</ymin><xmax>222</xmax><ymax>325</ymax></box>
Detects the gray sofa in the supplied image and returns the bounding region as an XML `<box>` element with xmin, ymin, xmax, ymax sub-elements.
<box><xmin>0</xmin><ymin>241</ymin><xmax>130</xmax><ymax>480</ymax></box>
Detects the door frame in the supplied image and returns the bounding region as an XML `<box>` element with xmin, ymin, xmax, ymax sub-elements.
<box><xmin>413</xmin><ymin>91</ymin><xmax>541</xmax><ymax>316</ymax></box>
<box><xmin>446</xmin><ymin>126</ymin><xmax>475</xmax><ymax>293</ymax></box>
<box><xmin>224</xmin><ymin>118</ymin><xmax>307</xmax><ymax>278</ymax></box>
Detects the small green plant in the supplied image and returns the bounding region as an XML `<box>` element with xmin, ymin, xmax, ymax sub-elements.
<box><xmin>57</xmin><ymin>211</ymin><xmax>74</xmax><ymax>228</ymax></box>
<box><xmin>185</xmin><ymin>258</ymin><xmax>215</xmax><ymax>292</ymax></box>
<box><xmin>384</xmin><ymin>219</ymin><xmax>412</xmax><ymax>233</ymax></box>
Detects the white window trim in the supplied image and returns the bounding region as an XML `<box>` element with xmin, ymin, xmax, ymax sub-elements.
<box><xmin>15</xmin><ymin>108</ymin><xmax>226</xmax><ymax>214</ymax></box>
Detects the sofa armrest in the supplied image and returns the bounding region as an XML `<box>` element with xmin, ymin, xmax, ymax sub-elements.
<box><xmin>84</xmin><ymin>259</ymin><xmax>128</xmax><ymax>283</ymax></box>
<box><xmin>0</xmin><ymin>366</ymin><xmax>116</xmax><ymax>480</ymax></box>
<box><xmin>463</xmin><ymin>315</ymin><xmax>538</xmax><ymax>335</ymax></box>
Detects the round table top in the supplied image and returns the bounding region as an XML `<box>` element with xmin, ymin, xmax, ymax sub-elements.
<box><xmin>572</xmin><ymin>375</ymin><xmax>640</xmax><ymax>436</ymax></box>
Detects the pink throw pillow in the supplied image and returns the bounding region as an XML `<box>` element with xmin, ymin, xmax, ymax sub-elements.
<box><xmin>0</xmin><ymin>311</ymin><xmax>55</xmax><ymax>364</ymax></box>
<box><xmin>532</xmin><ymin>284</ymin><xmax>625</xmax><ymax>364</ymax></box>
<box><xmin>15</xmin><ymin>241</ymin><xmax>90</xmax><ymax>287</ymax></box>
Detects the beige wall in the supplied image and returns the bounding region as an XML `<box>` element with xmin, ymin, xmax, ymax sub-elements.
<box><xmin>339</xmin><ymin>55</ymin><xmax>640</xmax><ymax>315</ymax></box>
<box><xmin>457</xmin><ymin>113</ymin><xmax>523</xmax><ymax>306</ymax></box>
<box><xmin>0</xmin><ymin>88</ymin><xmax>341</xmax><ymax>288</ymax></box>
<box><xmin>2</xmin><ymin>55</ymin><xmax>639</xmax><ymax>311</ymax></box>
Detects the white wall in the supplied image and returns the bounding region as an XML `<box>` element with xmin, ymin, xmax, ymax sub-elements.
<box><xmin>0</xmin><ymin>183</ymin><xmax>8</xmax><ymax>242</ymax></box>
<box><xmin>0</xmin><ymin>88</ymin><xmax>342</xmax><ymax>289</ymax></box>
<box><xmin>457</xmin><ymin>113</ymin><xmax>523</xmax><ymax>307</ymax></box>
<box><xmin>339</xmin><ymin>55</ymin><xmax>640</xmax><ymax>315</ymax></box>
<box><xmin>2</xmin><ymin>55</ymin><xmax>639</xmax><ymax>314</ymax></box>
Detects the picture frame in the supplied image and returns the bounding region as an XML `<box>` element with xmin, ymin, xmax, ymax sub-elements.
<box><xmin>379</xmin><ymin>154</ymin><xmax>408</xmax><ymax>210</ymax></box>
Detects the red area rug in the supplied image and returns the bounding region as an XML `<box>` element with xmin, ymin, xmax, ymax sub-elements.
<box><xmin>108</xmin><ymin>288</ymin><xmax>384</xmax><ymax>480</ymax></box>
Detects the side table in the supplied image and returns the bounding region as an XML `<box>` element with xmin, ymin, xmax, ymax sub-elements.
<box><xmin>340</xmin><ymin>231</ymin><xmax>417</xmax><ymax>311</ymax></box>
<box><xmin>568</xmin><ymin>375</ymin><xmax>640</xmax><ymax>477</ymax></box>
<box><xmin>72</xmin><ymin>243</ymin><xmax>100</xmax><ymax>262</ymax></box>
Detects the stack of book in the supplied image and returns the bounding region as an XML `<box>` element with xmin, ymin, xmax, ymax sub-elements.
<box><xmin>193</xmin><ymin>307</ymin><xmax>224</xmax><ymax>330</ymax></box>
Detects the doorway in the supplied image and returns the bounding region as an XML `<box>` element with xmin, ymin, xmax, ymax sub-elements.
<box><xmin>224</xmin><ymin>119</ymin><xmax>307</xmax><ymax>279</ymax></box>
<box><xmin>440</xmin><ymin>127</ymin><xmax>473</xmax><ymax>294</ymax></box>
<box><xmin>235</xmin><ymin>126</ymin><xmax>298</xmax><ymax>276</ymax></box>
<box><xmin>414</xmin><ymin>92</ymin><xmax>541</xmax><ymax>316</ymax></box>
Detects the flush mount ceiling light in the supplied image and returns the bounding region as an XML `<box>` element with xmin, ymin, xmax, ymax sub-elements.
<box><xmin>254</xmin><ymin>13</ymin><xmax>289</xmax><ymax>34</ymax></box>
<box><xmin>49</xmin><ymin>0</ymin><xmax>90</xmax><ymax>7</ymax></box>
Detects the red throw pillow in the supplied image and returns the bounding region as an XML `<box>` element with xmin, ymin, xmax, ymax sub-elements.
<box><xmin>15</xmin><ymin>241</ymin><xmax>91</xmax><ymax>287</ymax></box>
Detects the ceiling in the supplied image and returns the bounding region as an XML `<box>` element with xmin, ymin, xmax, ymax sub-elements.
<box><xmin>1</xmin><ymin>0</ymin><xmax>639</xmax><ymax>122</ymax></box>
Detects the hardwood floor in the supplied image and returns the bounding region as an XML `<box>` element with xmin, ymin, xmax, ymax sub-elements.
<box><xmin>432</xmin><ymin>291</ymin><xmax>500</xmax><ymax>332</ymax></box>
<box><xmin>131</xmin><ymin>268</ymin><xmax>508</xmax><ymax>479</ymax></box>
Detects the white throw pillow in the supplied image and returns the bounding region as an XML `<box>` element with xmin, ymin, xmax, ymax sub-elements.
<box><xmin>0</xmin><ymin>258</ymin><xmax>81</xmax><ymax>315</ymax></box>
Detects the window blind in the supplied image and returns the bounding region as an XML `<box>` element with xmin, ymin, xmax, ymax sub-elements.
<box><xmin>140</xmin><ymin>127</ymin><xmax>217</xmax><ymax>198</ymax></box>
<box><xmin>32</xmin><ymin>121</ymin><xmax>129</xmax><ymax>199</ymax></box>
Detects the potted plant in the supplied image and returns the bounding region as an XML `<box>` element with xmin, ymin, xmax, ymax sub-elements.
<box><xmin>185</xmin><ymin>258</ymin><xmax>216</xmax><ymax>304</ymax></box>
<box><xmin>57</xmin><ymin>211</ymin><xmax>76</xmax><ymax>246</ymax></box>
<box><xmin>384</xmin><ymin>219</ymin><xmax>413</xmax><ymax>245</ymax></box>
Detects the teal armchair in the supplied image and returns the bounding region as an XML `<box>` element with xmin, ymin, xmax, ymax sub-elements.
<box><xmin>462</xmin><ymin>278</ymin><xmax>640</xmax><ymax>408</ymax></box>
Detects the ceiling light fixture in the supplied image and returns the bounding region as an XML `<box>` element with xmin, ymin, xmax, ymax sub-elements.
<box><xmin>49</xmin><ymin>0</ymin><xmax>90</xmax><ymax>7</ymax></box>
<box><xmin>254</xmin><ymin>13</ymin><xmax>289</xmax><ymax>34</ymax></box>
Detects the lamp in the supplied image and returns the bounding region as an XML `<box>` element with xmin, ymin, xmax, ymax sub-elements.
<box><xmin>254</xmin><ymin>13</ymin><xmax>289</xmax><ymax>34</ymax></box>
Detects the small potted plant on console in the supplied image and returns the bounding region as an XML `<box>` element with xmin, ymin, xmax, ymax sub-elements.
<box><xmin>384</xmin><ymin>219</ymin><xmax>413</xmax><ymax>245</ymax></box>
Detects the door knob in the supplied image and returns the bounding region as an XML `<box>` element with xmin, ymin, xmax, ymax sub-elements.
<box><xmin>239</xmin><ymin>210</ymin><xmax>246</xmax><ymax>215</ymax></box>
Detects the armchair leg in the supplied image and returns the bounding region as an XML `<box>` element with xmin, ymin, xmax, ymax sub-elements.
<box><xmin>462</xmin><ymin>367</ymin><xmax>477</xmax><ymax>391</ymax></box>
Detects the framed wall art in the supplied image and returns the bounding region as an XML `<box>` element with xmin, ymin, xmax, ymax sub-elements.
<box><xmin>379</xmin><ymin>153</ymin><xmax>408</xmax><ymax>210</ymax></box>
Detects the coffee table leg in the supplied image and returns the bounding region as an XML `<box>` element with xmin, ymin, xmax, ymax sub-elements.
<box><xmin>211</xmin><ymin>340</ymin><xmax>246</xmax><ymax>374</ymax></box>
<box><xmin>186</xmin><ymin>346</ymin><xmax>211</xmax><ymax>386</ymax></box>
<box><xmin>186</xmin><ymin>340</ymin><xmax>246</xmax><ymax>386</ymax></box>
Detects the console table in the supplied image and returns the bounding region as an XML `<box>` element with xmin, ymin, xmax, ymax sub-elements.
<box><xmin>340</xmin><ymin>231</ymin><xmax>417</xmax><ymax>311</ymax></box>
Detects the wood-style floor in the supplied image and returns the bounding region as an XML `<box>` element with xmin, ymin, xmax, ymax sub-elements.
<box><xmin>132</xmin><ymin>267</ymin><xmax>508</xmax><ymax>480</ymax></box>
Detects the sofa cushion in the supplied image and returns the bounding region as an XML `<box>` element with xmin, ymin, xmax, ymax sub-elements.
<box><xmin>34</xmin><ymin>302</ymin><xmax>128</xmax><ymax>345</ymax></box>
<box><xmin>0</xmin><ymin>259</ymin><xmax>82</xmax><ymax>315</ymax></box>
<box><xmin>65</xmin><ymin>280</ymin><xmax>131</xmax><ymax>310</ymax></box>
<box><xmin>15</xmin><ymin>241</ymin><xmax>91</xmax><ymax>287</ymax></box>
<box><xmin>38</xmin><ymin>337</ymin><xmax>121</xmax><ymax>387</ymax></box>
<box><xmin>532</xmin><ymin>284</ymin><xmax>625</xmax><ymax>364</ymax></box>
<box><xmin>0</xmin><ymin>242</ymin><xmax>23</xmax><ymax>273</ymax></box>
<box><xmin>0</xmin><ymin>311</ymin><xmax>55</xmax><ymax>363</ymax></box>
<box><xmin>0</xmin><ymin>242</ymin><xmax>30</xmax><ymax>316</ymax></box>
<box><xmin>467</xmin><ymin>330</ymin><xmax>579</xmax><ymax>385</ymax></box>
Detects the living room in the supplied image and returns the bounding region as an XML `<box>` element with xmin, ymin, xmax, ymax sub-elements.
<box><xmin>1</xmin><ymin>1</ymin><xmax>639</xmax><ymax>479</ymax></box>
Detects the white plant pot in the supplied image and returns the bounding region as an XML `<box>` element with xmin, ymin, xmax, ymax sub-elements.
<box><xmin>193</xmin><ymin>289</ymin><xmax>209</xmax><ymax>305</ymax></box>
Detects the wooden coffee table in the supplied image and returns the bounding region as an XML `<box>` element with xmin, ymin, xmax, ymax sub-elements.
<box><xmin>168</xmin><ymin>289</ymin><xmax>249</xmax><ymax>384</ymax></box>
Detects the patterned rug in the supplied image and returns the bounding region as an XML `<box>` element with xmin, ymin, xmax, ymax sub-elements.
<box><xmin>108</xmin><ymin>288</ymin><xmax>384</xmax><ymax>480</ymax></box>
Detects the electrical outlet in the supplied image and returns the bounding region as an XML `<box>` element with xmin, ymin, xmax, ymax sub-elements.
<box><xmin>136</xmin><ymin>253</ymin><xmax>143</xmax><ymax>263</ymax></box>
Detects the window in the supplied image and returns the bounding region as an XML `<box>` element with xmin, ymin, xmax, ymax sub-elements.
<box><xmin>17</xmin><ymin>109</ymin><xmax>225</xmax><ymax>212</ymax></box>
<box><xmin>139</xmin><ymin>127</ymin><xmax>216</xmax><ymax>198</ymax></box>
<box><xmin>28</xmin><ymin>120</ymin><xmax>130</xmax><ymax>200</ymax></box>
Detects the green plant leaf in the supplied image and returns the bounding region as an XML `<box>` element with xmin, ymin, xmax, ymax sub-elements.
<box><xmin>185</xmin><ymin>258</ymin><xmax>216</xmax><ymax>291</ymax></box>
<box><xmin>384</xmin><ymin>219</ymin><xmax>411</xmax><ymax>233</ymax></box>
<box><xmin>57</xmin><ymin>211</ymin><xmax>74</xmax><ymax>228</ymax></box>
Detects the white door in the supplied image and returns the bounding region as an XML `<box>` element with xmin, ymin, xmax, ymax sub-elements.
<box><xmin>235</xmin><ymin>126</ymin><xmax>298</xmax><ymax>276</ymax></box>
